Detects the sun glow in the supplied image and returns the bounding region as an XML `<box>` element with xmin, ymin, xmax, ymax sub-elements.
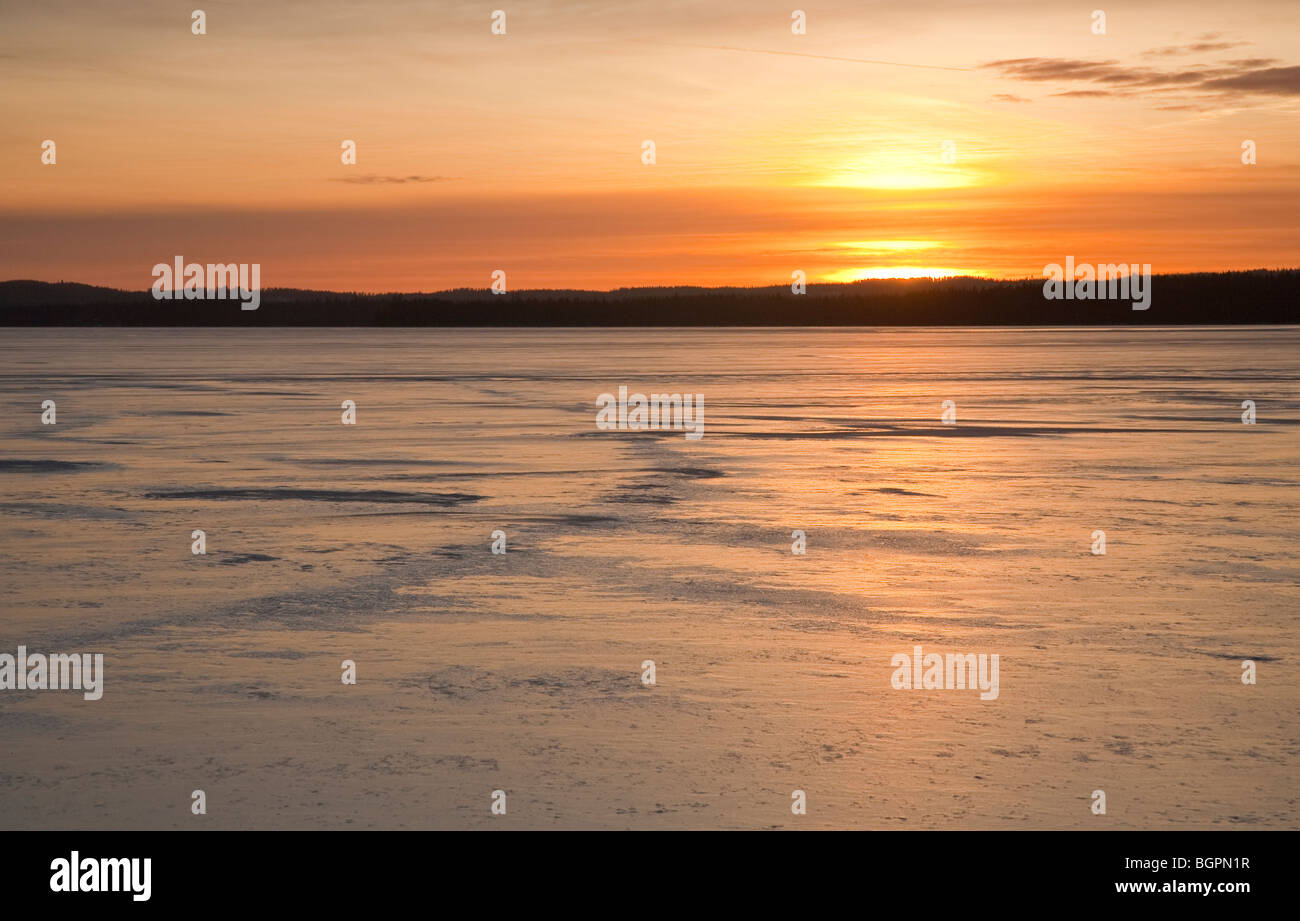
<box><xmin>834</xmin><ymin>240</ymin><xmax>942</xmax><ymax>252</ymax></box>
<box><xmin>810</xmin><ymin>153</ymin><xmax>980</xmax><ymax>190</ymax></box>
<box><xmin>821</xmin><ymin>266</ymin><xmax>984</xmax><ymax>281</ymax></box>
<box><xmin>821</xmin><ymin>241</ymin><xmax>983</xmax><ymax>281</ymax></box>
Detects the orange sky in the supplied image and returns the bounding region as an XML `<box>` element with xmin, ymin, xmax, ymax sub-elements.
<box><xmin>2</xmin><ymin>0</ymin><xmax>1298</xmax><ymax>291</ymax></box>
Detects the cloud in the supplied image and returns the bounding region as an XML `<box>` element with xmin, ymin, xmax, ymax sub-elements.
<box><xmin>991</xmin><ymin>93</ymin><xmax>1031</xmax><ymax>103</ymax></box>
<box><xmin>1201</xmin><ymin>65</ymin><xmax>1300</xmax><ymax>95</ymax></box>
<box><xmin>1224</xmin><ymin>58</ymin><xmax>1281</xmax><ymax>68</ymax></box>
<box><xmin>1147</xmin><ymin>41</ymin><xmax>1249</xmax><ymax>56</ymax></box>
<box><xmin>982</xmin><ymin>57</ymin><xmax>1300</xmax><ymax>97</ymax></box>
<box><xmin>984</xmin><ymin>58</ymin><xmax>1210</xmax><ymax>87</ymax></box>
<box><xmin>333</xmin><ymin>175</ymin><xmax>461</xmax><ymax>185</ymax></box>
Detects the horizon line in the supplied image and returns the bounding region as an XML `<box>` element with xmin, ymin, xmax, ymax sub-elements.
<box><xmin>5</xmin><ymin>267</ymin><xmax>1299</xmax><ymax>298</ymax></box>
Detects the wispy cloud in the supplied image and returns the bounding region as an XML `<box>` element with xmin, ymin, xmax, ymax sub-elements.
<box><xmin>332</xmin><ymin>175</ymin><xmax>461</xmax><ymax>185</ymax></box>
<box><xmin>983</xmin><ymin>57</ymin><xmax>1300</xmax><ymax>97</ymax></box>
<box><xmin>1146</xmin><ymin>40</ymin><xmax>1249</xmax><ymax>56</ymax></box>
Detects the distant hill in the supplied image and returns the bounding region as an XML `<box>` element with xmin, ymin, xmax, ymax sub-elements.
<box><xmin>1</xmin><ymin>270</ymin><xmax>1296</xmax><ymax>326</ymax></box>
<box><xmin>0</xmin><ymin>280</ymin><xmax>145</xmax><ymax>308</ymax></box>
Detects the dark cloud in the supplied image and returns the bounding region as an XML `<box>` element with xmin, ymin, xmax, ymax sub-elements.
<box><xmin>333</xmin><ymin>175</ymin><xmax>461</xmax><ymax>185</ymax></box>
<box><xmin>983</xmin><ymin>57</ymin><xmax>1300</xmax><ymax>97</ymax></box>
<box><xmin>1201</xmin><ymin>65</ymin><xmax>1300</xmax><ymax>95</ymax></box>
<box><xmin>982</xmin><ymin>58</ymin><xmax>1202</xmax><ymax>86</ymax></box>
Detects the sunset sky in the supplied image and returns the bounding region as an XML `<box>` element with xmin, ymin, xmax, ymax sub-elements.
<box><xmin>2</xmin><ymin>0</ymin><xmax>1298</xmax><ymax>291</ymax></box>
